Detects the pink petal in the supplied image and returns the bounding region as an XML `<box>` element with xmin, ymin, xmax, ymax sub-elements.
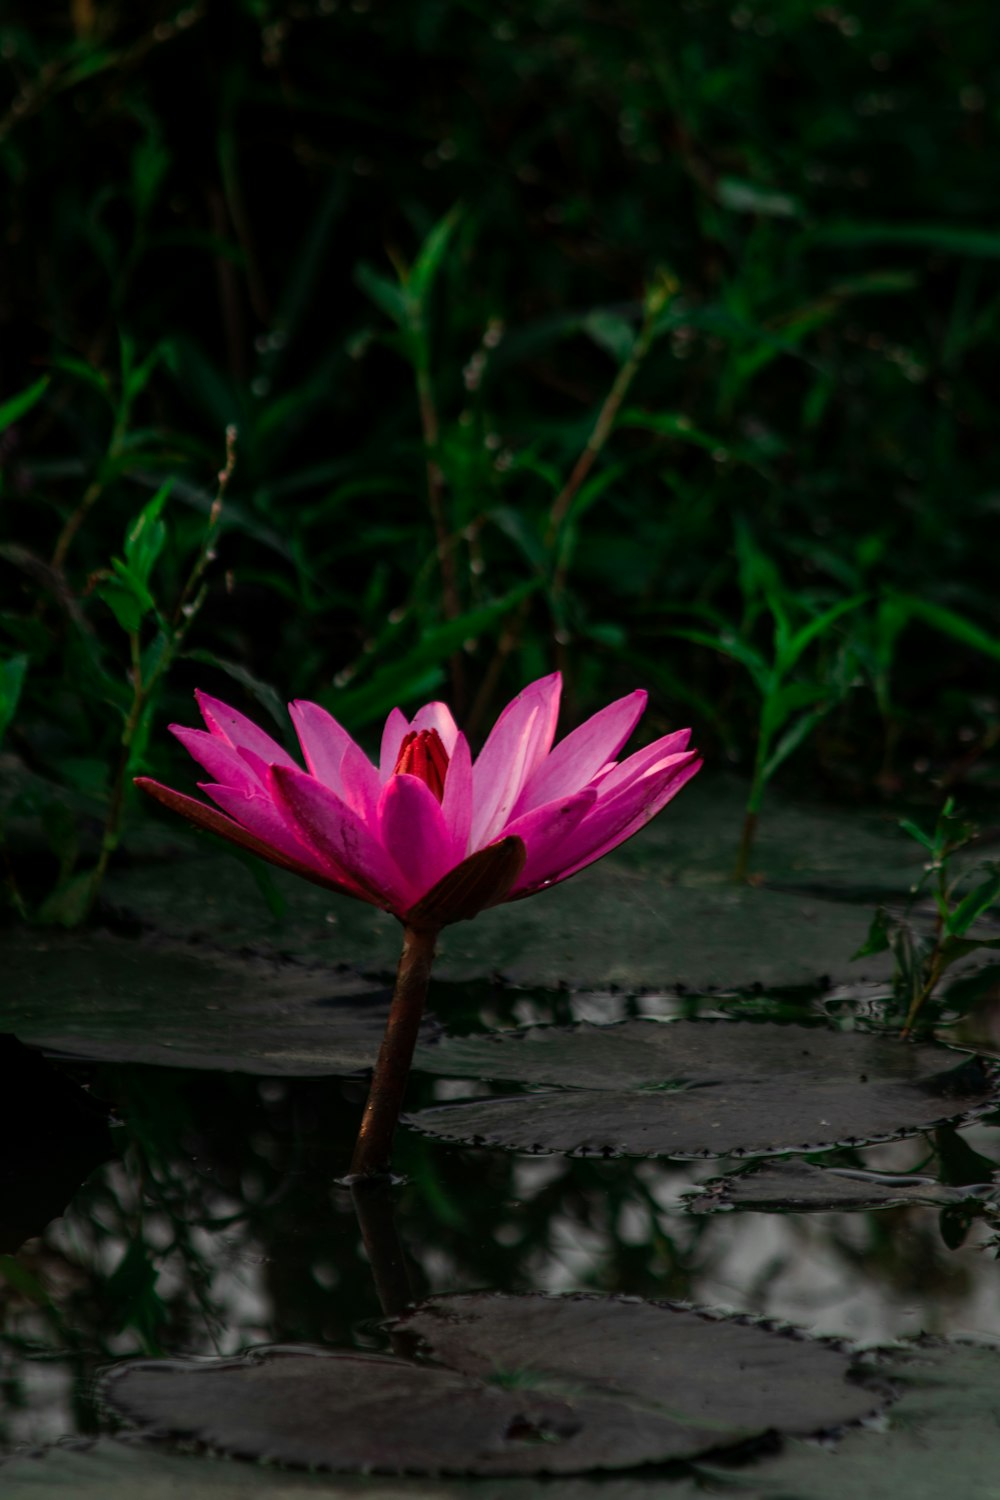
<box><xmin>596</xmin><ymin>728</ymin><xmax>693</xmax><ymax>798</ymax></box>
<box><xmin>134</xmin><ymin>778</ymin><xmax>357</xmax><ymax>897</ymax></box>
<box><xmin>471</xmin><ymin>672</ymin><xmax>562</xmax><ymax>848</ymax></box>
<box><xmin>195</xmin><ymin>690</ymin><xmax>296</xmax><ymax>769</ymax></box>
<box><xmin>170</xmin><ymin>725</ymin><xmax>263</xmax><ymax>792</ymax></box>
<box><xmin>289</xmin><ymin>700</ymin><xmax>356</xmax><ymax>793</ymax></box>
<box><xmin>379</xmin><ymin>774</ymin><xmax>462</xmax><ymax>903</ymax></box>
<box><xmin>503</xmin><ymin>787</ymin><xmax>599</xmax><ymax>895</ymax></box>
<box><xmin>441</xmin><ymin>731</ymin><xmax>473</xmax><ymax>855</ymax></box>
<box><xmin>268</xmin><ymin>764</ymin><xmax>407</xmax><ymax>911</ymax></box>
<box><xmin>517</xmin><ymin>751</ymin><xmax>702</xmax><ymax>894</ymax></box>
<box><xmin>513</xmin><ymin>689</ymin><xmax>648</xmax><ymax>816</ymax></box>
<box><xmin>379</xmin><ymin>708</ymin><xmax>410</xmax><ymax>781</ymax></box>
<box><xmin>339</xmin><ymin>738</ymin><xmax>383</xmax><ymax>824</ymax></box>
<box><xmin>410</xmin><ymin>700</ymin><xmax>460</xmax><ymax>754</ymax></box>
<box><xmin>200</xmin><ymin>782</ymin><xmax>342</xmax><ymax>874</ymax></box>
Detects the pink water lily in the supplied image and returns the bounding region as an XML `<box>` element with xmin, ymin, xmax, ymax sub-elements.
<box><xmin>136</xmin><ymin>673</ymin><xmax>700</xmax><ymax>926</ymax></box>
<box><xmin>136</xmin><ymin>673</ymin><xmax>700</xmax><ymax>1178</ymax></box>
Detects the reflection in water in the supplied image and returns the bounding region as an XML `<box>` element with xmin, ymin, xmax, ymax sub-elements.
<box><xmin>2</xmin><ymin>1044</ymin><xmax>1000</xmax><ymax>1455</ymax></box>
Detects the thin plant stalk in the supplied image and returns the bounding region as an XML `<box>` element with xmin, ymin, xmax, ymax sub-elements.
<box><xmin>349</xmin><ymin>922</ymin><xmax>439</xmax><ymax>1180</ymax></box>
<box><xmin>85</xmin><ymin>430</ymin><xmax>236</xmax><ymax>916</ymax></box>
<box><xmin>734</xmin><ymin>735</ymin><xmax>768</xmax><ymax>882</ymax></box>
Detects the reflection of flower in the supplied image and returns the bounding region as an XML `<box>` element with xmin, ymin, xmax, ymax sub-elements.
<box><xmin>136</xmin><ymin>673</ymin><xmax>701</xmax><ymax>926</ymax></box>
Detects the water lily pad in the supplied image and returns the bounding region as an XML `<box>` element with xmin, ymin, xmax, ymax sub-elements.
<box><xmin>103</xmin><ymin>849</ymin><xmax>901</xmax><ymax>991</ymax></box>
<box><xmin>0</xmin><ymin>927</ymin><xmax>425</xmax><ymax>1076</ymax></box>
<box><xmin>408</xmin><ymin>1020</ymin><xmax>997</xmax><ymax>1158</ymax></box>
<box><xmin>0</xmin><ymin>1439</ymin><xmax>701</xmax><ymax>1500</ymax></box>
<box><xmin>695</xmin><ymin>1341</ymin><xmax>1000</xmax><ymax>1499</ymax></box>
<box><xmin>105</xmin><ymin>1292</ymin><xmax>883</xmax><ymax>1475</ymax></box>
<box><xmin>685</xmin><ymin>1159</ymin><xmax>997</xmax><ymax>1214</ymax></box>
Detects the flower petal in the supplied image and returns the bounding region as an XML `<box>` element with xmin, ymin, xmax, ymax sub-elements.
<box><xmin>195</xmin><ymin>690</ymin><xmax>296</xmax><ymax>768</ymax></box>
<box><xmin>379</xmin><ymin>773</ymin><xmax>462</xmax><ymax>903</ymax></box>
<box><xmin>515</xmin><ymin>751</ymin><xmax>702</xmax><ymax>895</ymax></box>
<box><xmin>513</xmin><ymin>689</ymin><xmax>648</xmax><ymax>815</ymax></box>
<box><xmin>379</xmin><ymin>708</ymin><xmax>410</xmax><ymax>781</ymax></box>
<box><xmin>596</xmin><ymin>728</ymin><xmax>693</xmax><ymax>797</ymax></box>
<box><xmin>339</xmin><ymin>738</ymin><xmax>383</xmax><ymax>824</ymax></box>
<box><xmin>200</xmin><ymin>782</ymin><xmax>336</xmax><ymax>871</ymax></box>
<box><xmin>170</xmin><ymin>725</ymin><xmax>263</xmax><ymax>792</ymax></box>
<box><xmin>503</xmin><ymin>787</ymin><xmax>599</xmax><ymax>894</ymax></box>
<box><xmin>289</xmin><ymin>700</ymin><xmax>356</xmax><ymax>793</ymax></box>
<box><xmin>268</xmin><ymin>764</ymin><xmax>407</xmax><ymax>911</ymax></box>
<box><xmin>441</xmin><ymin>731</ymin><xmax>473</xmax><ymax>855</ymax></box>
<box><xmin>471</xmin><ymin>672</ymin><xmax>562</xmax><ymax>848</ymax></box>
<box><xmin>134</xmin><ymin>778</ymin><xmax>355</xmax><ymax>896</ymax></box>
<box><xmin>410</xmin><ymin>701</ymin><xmax>460</xmax><ymax>755</ymax></box>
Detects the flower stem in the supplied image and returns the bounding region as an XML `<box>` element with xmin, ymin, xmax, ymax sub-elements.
<box><xmin>349</xmin><ymin>922</ymin><xmax>439</xmax><ymax>1179</ymax></box>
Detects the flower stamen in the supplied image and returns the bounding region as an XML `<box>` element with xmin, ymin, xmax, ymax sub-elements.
<box><xmin>393</xmin><ymin>728</ymin><xmax>449</xmax><ymax>802</ymax></box>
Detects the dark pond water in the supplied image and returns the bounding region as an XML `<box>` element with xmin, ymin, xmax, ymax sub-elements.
<box><xmin>5</xmin><ymin>970</ymin><xmax>1000</xmax><ymax>1494</ymax></box>
<box><xmin>6</xmin><ymin>779</ymin><xmax>1000</xmax><ymax>1493</ymax></box>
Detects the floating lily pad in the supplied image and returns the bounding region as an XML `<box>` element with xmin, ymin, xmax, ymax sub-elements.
<box><xmin>103</xmin><ymin>849</ymin><xmax>904</xmax><ymax>992</ymax></box>
<box><xmin>695</xmin><ymin>1341</ymin><xmax>1000</xmax><ymax>1499</ymax></box>
<box><xmin>408</xmin><ymin>1020</ymin><xmax>997</xmax><ymax>1158</ymax></box>
<box><xmin>0</xmin><ymin>927</ymin><xmax>426</xmax><ymax>1076</ymax></box>
<box><xmin>105</xmin><ymin>1292</ymin><xmax>883</xmax><ymax>1475</ymax></box>
<box><xmin>0</xmin><ymin>1439</ymin><xmax>702</xmax><ymax>1500</ymax></box>
<box><xmin>685</xmin><ymin>1159</ymin><xmax>998</xmax><ymax>1214</ymax></box>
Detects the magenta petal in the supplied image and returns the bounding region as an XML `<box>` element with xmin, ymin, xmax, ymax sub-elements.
<box><xmin>289</xmin><ymin>700</ymin><xmax>356</xmax><ymax>793</ymax></box>
<box><xmin>195</xmin><ymin>690</ymin><xmax>296</xmax><ymax>768</ymax></box>
<box><xmin>379</xmin><ymin>707</ymin><xmax>410</xmax><ymax>781</ymax></box>
<box><xmin>441</xmin><ymin>731</ymin><xmax>473</xmax><ymax>855</ymax></box>
<box><xmin>170</xmin><ymin>726</ymin><xmax>262</xmax><ymax>792</ymax></box>
<box><xmin>339</xmin><ymin>739</ymin><xmax>383</xmax><ymax>824</ymax></box>
<box><xmin>519</xmin><ymin>752</ymin><xmax>702</xmax><ymax>893</ymax></box>
<box><xmin>200</xmin><ymin>782</ymin><xmax>338</xmax><ymax>873</ymax></box>
<box><xmin>268</xmin><ymin>764</ymin><xmax>407</xmax><ymax>911</ymax></box>
<box><xmin>471</xmin><ymin>672</ymin><xmax>562</xmax><ymax>848</ymax></box>
<box><xmin>513</xmin><ymin>689</ymin><xmax>649</xmax><ymax>816</ymax></box>
<box><xmin>379</xmin><ymin>773</ymin><xmax>461</xmax><ymax>904</ymax></box>
<box><xmin>596</xmin><ymin>729</ymin><xmax>693</xmax><ymax>798</ymax></box>
<box><xmin>134</xmin><ymin>778</ymin><xmax>358</xmax><ymax>896</ymax></box>
<box><xmin>410</xmin><ymin>700</ymin><xmax>460</xmax><ymax>754</ymax></box>
<box><xmin>503</xmin><ymin>787</ymin><xmax>599</xmax><ymax>894</ymax></box>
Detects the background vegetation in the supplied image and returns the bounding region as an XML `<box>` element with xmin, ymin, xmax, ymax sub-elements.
<box><xmin>3</xmin><ymin>0</ymin><xmax>1000</xmax><ymax>915</ymax></box>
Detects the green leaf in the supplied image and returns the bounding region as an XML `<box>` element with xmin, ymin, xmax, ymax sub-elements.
<box><xmin>354</xmin><ymin>261</ymin><xmax>409</xmax><ymax>327</ymax></box>
<box><xmin>409</xmin><ymin>205</ymin><xmax>461</xmax><ymax>305</ymax></box>
<box><xmin>852</xmin><ymin>908</ymin><xmax>892</xmax><ymax>960</ymax></box>
<box><xmin>893</xmin><ymin>593</ymin><xmax>1000</xmax><ymax>663</ymax></box>
<box><xmin>0</xmin><ymin>375</ymin><xmax>49</xmax><ymax>434</ymax></box>
<box><xmin>716</xmin><ymin>176</ymin><xmax>801</xmax><ymax>218</ymax></box>
<box><xmin>760</xmin><ymin>703</ymin><xmax>832</xmax><ymax>783</ymax></box>
<box><xmin>812</xmin><ymin>221</ymin><xmax>1000</xmax><ymax>258</ymax></box>
<box><xmin>582</xmin><ymin>309</ymin><xmax>636</xmax><ymax>364</ymax></box>
<box><xmin>0</xmin><ymin>654</ymin><xmax>28</xmax><ymax>745</ymax></box>
<box><xmin>898</xmin><ymin>816</ymin><xmax>936</xmax><ymax>853</ymax></box>
<box><xmin>668</xmin><ymin>627</ymin><xmax>771</xmax><ymax>695</ymax></box>
<box><xmin>947</xmin><ymin>870</ymin><xmax>1000</xmax><ymax>938</ymax></box>
<box><xmin>123</xmin><ymin>481</ymin><xmax>171</xmax><ymax>587</ymax></box>
<box><xmin>779</xmin><ymin>594</ymin><xmax>869</xmax><ymax>675</ymax></box>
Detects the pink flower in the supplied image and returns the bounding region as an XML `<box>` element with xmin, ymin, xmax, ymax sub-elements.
<box><xmin>136</xmin><ymin>673</ymin><xmax>700</xmax><ymax>928</ymax></box>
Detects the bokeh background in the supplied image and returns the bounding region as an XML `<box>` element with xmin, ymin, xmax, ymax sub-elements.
<box><xmin>3</xmin><ymin>0</ymin><xmax>1000</xmax><ymax>912</ymax></box>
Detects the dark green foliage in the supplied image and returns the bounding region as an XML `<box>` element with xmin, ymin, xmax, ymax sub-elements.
<box><xmin>2</xmin><ymin>0</ymin><xmax>1000</xmax><ymax>909</ymax></box>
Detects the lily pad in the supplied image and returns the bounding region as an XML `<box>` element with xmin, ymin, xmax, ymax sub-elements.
<box><xmin>0</xmin><ymin>1439</ymin><xmax>702</xmax><ymax>1500</ymax></box>
<box><xmin>0</xmin><ymin>927</ymin><xmax>428</xmax><ymax>1076</ymax></box>
<box><xmin>685</xmin><ymin>1159</ymin><xmax>998</xmax><ymax>1214</ymax></box>
<box><xmin>408</xmin><ymin>1019</ymin><xmax>997</xmax><ymax>1158</ymax></box>
<box><xmin>105</xmin><ymin>1292</ymin><xmax>884</xmax><ymax>1475</ymax></box>
<box><xmin>103</xmin><ymin>849</ymin><xmax>904</xmax><ymax>991</ymax></box>
<box><xmin>695</xmin><ymin>1341</ymin><xmax>1000</xmax><ymax>1499</ymax></box>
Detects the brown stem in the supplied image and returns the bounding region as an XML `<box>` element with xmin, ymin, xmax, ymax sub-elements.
<box><xmin>349</xmin><ymin>923</ymin><xmax>438</xmax><ymax>1179</ymax></box>
<box><xmin>350</xmin><ymin>1178</ymin><xmax>415</xmax><ymax>1323</ymax></box>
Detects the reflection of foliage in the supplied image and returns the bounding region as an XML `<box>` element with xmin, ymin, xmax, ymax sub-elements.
<box><xmin>2</xmin><ymin>1057</ymin><xmax>1000</xmax><ymax>1450</ymax></box>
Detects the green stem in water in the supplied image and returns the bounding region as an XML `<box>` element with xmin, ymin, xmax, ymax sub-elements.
<box><xmin>349</xmin><ymin>922</ymin><xmax>439</xmax><ymax>1180</ymax></box>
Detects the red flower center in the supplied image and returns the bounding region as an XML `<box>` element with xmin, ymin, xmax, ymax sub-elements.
<box><xmin>393</xmin><ymin>728</ymin><xmax>449</xmax><ymax>802</ymax></box>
